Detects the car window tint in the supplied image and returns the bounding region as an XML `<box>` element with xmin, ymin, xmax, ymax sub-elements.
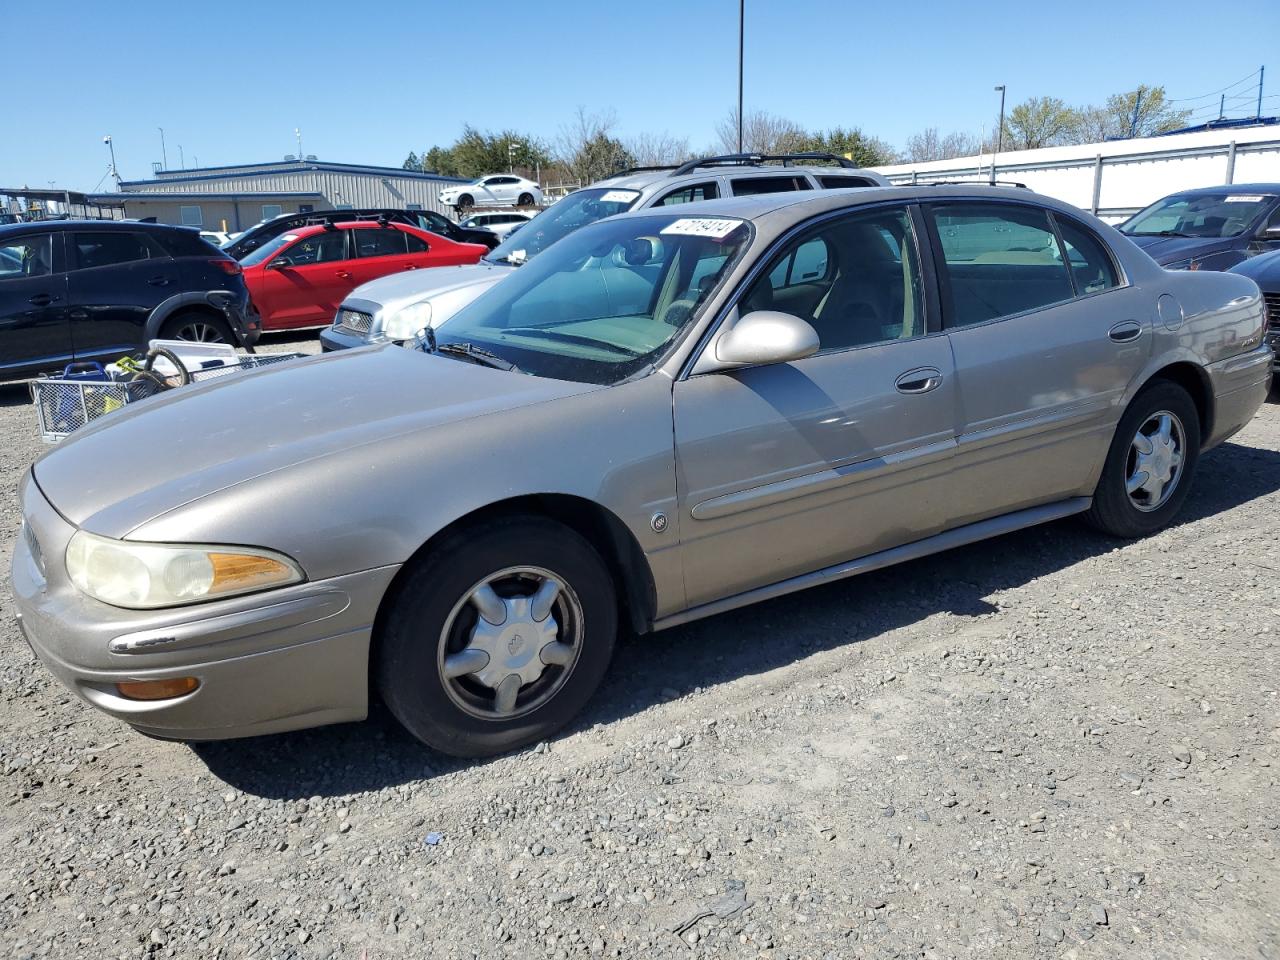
<box><xmin>0</xmin><ymin>234</ymin><xmax>53</xmax><ymax>279</ymax></box>
<box><xmin>353</xmin><ymin>228</ymin><xmax>408</xmax><ymax>257</ymax></box>
<box><xmin>931</xmin><ymin>204</ymin><xmax>1075</xmax><ymax>327</ymax></box>
<box><xmin>73</xmin><ymin>232</ymin><xmax>152</xmax><ymax>270</ymax></box>
<box><xmin>818</xmin><ymin>176</ymin><xmax>875</xmax><ymax>188</ymax></box>
<box><xmin>653</xmin><ymin>182</ymin><xmax>720</xmax><ymax>207</ymax></box>
<box><xmin>157</xmin><ymin>230</ymin><xmax>219</xmax><ymax>258</ymax></box>
<box><xmin>284</xmin><ymin>231</ymin><xmax>347</xmax><ymax>265</ymax></box>
<box><xmin>1054</xmin><ymin>218</ymin><xmax>1118</xmax><ymax>295</ymax></box>
<box><xmin>730</xmin><ymin>175</ymin><xmax>812</xmax><ymax>196</ymax></box>
<box><xmin>742</xmin><ymin>206</ymin><xmax>923</xmax><ymax>354</ymax></box>
<box><xmin>404</xmin><ymin>232</ymin><xmax>430</xmax><ymax>254</ymax></box>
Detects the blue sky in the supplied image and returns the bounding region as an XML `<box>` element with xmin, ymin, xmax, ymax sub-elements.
<box><xmin>5</xmin><ymin>0</ymin><xmax>1278</xmax><ymax>189</ymax></box>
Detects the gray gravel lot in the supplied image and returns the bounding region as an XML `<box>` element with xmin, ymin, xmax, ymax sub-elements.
<box><xmin>2</xmin><ymin>336</ymin><xmax>1278</xmax><ymax>960</ymax></box>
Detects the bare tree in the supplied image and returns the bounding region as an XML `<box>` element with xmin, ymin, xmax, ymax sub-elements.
<box><xmin>555</xmin><ymin>107</ymin><xmax>634</xmax><ymax>184</ymax></box>
<box><xmin>624</xmin><ymin>131</ymin><xmax>693</xmax><ymax>167</ymax></box>
<box><xmin>904</xmin><ymin>127</ymin><xmax>980</xmax><ymax>162</ymax></box>
<box><xmin>715</xmin><ymin>109</ymin><xmax>808</xmax><ymax>155</ymax></box>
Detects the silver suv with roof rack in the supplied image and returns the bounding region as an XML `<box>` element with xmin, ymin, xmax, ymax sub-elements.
<box><xmin>319</xmin><ymin>153</ymin><xmax>887</xmax><ymax>350</ymax></box>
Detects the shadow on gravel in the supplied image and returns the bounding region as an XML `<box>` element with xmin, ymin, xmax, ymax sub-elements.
<box><xmin>194</xmin><ymin>439</ymin><xmax>1280</xmax><ymax>799</ymax></box>
<box><xmin>0</xmin><ymin>384</ymin><xmax>32</xmax><ymax>408</ymax></box>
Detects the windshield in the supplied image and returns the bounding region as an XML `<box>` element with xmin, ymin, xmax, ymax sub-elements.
<box><xmin>240</xmin><ymin>233</ymin><xmax>297</xmax><ymax>266</ymax></box>
<box><xmin>484</xmin><ymin>187</ymin><xmax>642</xmax><ymax>265</ymax></box>
<box><xmin>1122</xmin><ymin>193</ymin><xmax>1275</xmax><ymax>238</ymax></box>
<box><xmin>436</xmin><ymin>213</ymin><xmax>751</xmax><ymax>385</ymax></box>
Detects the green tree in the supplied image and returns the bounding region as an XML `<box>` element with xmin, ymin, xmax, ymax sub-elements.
<box><xmin>401</xmin><ymin>151</ymin><xmax>421</xmax><ymax>171</ymax></box>
<box><xmin>1098</xmin><ymin>85</ymin><xmax>1192</xmax><ymax>139</ymax></box>
<box><xmin>801</xmin><ymin>127</ymin><xmax>897</xmax><ymax>166</ymax></box>
<box><xmin>1003</xmin><ymin>96</ymin><xmax>1075</xmax><ymax>150</ymax></box>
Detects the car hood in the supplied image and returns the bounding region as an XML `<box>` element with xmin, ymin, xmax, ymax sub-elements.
<box><xmin>1126</xmin><ymin>234</ymin><xmax>1237</xmax><ymax>264</ymax></box>
<box><xmin>1228</xmin><ymin>248</ymin><xmax>1280</xmax><ymax>287</ymax></box>
<box><xmin>33</xmin><ymin>345</ymin><xmax>600</xmax><ymax>537</ymax></box>
<box><xmin>346</xmin><ymin>262</ymin><xmax>514</xmax><ymax>328</ymax></box>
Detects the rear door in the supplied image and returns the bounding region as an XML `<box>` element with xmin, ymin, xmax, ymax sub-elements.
<box><xmin>928</xmin><ymin>200</ymin><xmax>1147</xmax><ymax>526</ymax></box>
<box><xmin>672</xmin><ymin>204</ymin><xmax>958</xmax><ymax>607</ymax></box>
<box><xmin>348</xmin><ymin>226</ymin><xmax>417</xmax><ymax>285</ymax></box>
<box><xmin>67</xmin><ymin>230</ymin><xmax>178</xmax><ymax>358</ymax></box>
<box><xmin>0</xmin><ymin>231</ymin><xmax>72</xmax><ymax>376</ymax></box>
<box><xmin>255</xmin><ymin>230</ymin><xmax>351</xmax><ymax>328</ymax></box>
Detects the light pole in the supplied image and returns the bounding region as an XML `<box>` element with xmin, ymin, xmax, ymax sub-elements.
<box><xmin>991</xmin><ymin>85</ymin><xmax>1006</xmax><ymax>185</ymax></box>
<box><xmin>737</xmin><ymin>0</ymin><xmax>744</xmax><ymax>153</ymax></box>
<box><xmin>508</xmin><ymin>140</ymin><xmax>522</xmax><ymax>173</ymax></box>
<box><xmin>103</xmin><ymin>135</ymin><xmax>120</xmax><ymax>188</ymax></box>
<box><xmin>157</xmin><ymin>127</ymin><xmax>168</xmax><ymax>170</ymax></box>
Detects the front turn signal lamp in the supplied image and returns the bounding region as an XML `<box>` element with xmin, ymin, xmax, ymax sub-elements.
<box><xmin>66</xmin><ymin>530</ymin><xmax>303</xmax><ymax>609</ymax></box>
<box><xmin>116</xmin><ymin>677</ymin><xmax>200</xmax><ymax>701</ymax></box>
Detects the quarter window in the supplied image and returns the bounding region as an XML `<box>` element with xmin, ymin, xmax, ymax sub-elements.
<box><xmin>818</xmin><ymin>176</ymin><xmax>875</xmax><ymax>188</ymax></box>
<box><xmin>930</xmin><ymin>204</ymin><xmax>1075</xmax><ymax>327</ymax></box>
<box><xmin>405</xmin><ymin>232</ymin><xmax>430</xmax><ymax>253</ymax></box>
<box><xmin>742</xmin><ymin>206</ymin><xmax>924</xmax><ymax>354</ymax></box>
<box><xmin>0</xmin><ymin>234</ymin><xmax>54</xmax><ymax>279</ymax></box>
<box><xmin>730</xmin><ymin>175</ymin><xmax>812</xmax><ymax>196</ymax></box>
<box><xmin>1054</xmin><ymin>218</ymin><xmax>1118</xmax><ymax>295</ymax></box>
<box><xmin>353</xmin><ymin>228</ymin><xmax>408</xmax><ymax>257</ymax></box>
<box><xmin>654</xmin><ymin>182</ymin><xmax>720</xmax><ymax>206</ymax></box>
<box><xmin>179</xmin><ymin>205</ymin><xmax>203</xmax><ymax>226</ymax></box>
<box><xmin>73</xmin><ymin>232</ymin><xmax>153</xmax><ymax>270</ymax></box>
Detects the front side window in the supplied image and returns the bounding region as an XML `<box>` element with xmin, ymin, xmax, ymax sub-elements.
<box><xmin>438</xmin><ymin>213</ymin><xmax>751</xmax><ymax>384</ymax></box>
<box><xmin>1055</xmin><ymin>218</ymin><xmax>1118</xmax><ymax>295</ymax></box>
<box><xmin>742</xmin><ymin>206</ymin><xmax>923</xmax><ymax>354</ymax></box>
<box><xmin>279</xmin><ymin>231</ymin><xmax>348</xmax><ymax>266</ymax></box>
<box><xmin>1121</xmin><ymin>193</ymin><xmax>1276</xmax><ymax>239</ymax></box>
<box><xmin>931</xmin><ymin>204</ymin><xmax>1074</xmax><ymax>327</ymax></box>
<box><xmin>485</xmin><ymin>187</ymin><xmax>641</xmax><ymax>265</ymax></box>
<box><xmin>730</xmin><ymin>175</ymin><xmax>812</xmax><ymax>197</ymax></box>
<box><xmin>654</xmin><ymin>182</ymin><xmax>720</xmax><ymax>207</ymax></box>
<box><xmin>73</xmin><ymin>232</ymin><xmax>153</xmax><ymax>270</ymax></box>
<box><xmin>353</xmin><ymin>227</ymin><xmax>409</xmax><ymax>257</ymax></box>
<box><xmin>0</xmin><ymin>234</ymin><xmax>54</xmax><ymax>279</ymax></box>
<box><xmin>179</xmin><ymin>205</ymin><xmax>203</xmax><ymax>226</ymax></box>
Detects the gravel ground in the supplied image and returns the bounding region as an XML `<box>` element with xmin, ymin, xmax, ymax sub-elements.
<box><xmin>2</xmin><ymin>337</ymin><xmax>1278</xmax><ymax>960</ymax></box>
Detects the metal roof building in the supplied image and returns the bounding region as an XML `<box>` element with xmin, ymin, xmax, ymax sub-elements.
<box><xmin>93</xmin><ymin>159</ymin><xmax>469</xmax><ymax>232</ymax></box>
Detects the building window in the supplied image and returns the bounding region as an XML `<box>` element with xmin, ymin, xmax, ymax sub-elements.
<box><xmin>179</xmin><ymin>205</ymin><xmax>203</xmax><ymax>226</ymax></box>
<box><xmin>335</xmin><ymin>203</ymin><xmax>353</xmax><ymax>210</ymax></box>
<box><xmin>406</xmin><ymin>202</ymin><xmax>423</xmax><ymax>210</ymax></box>
<box><xmin>261</xmin><ymin>204</ymin><xmax>283</xmax><ymax>220</ymax></box>
<box><xmin>299</xmin><ymin>204</ymin><xmax>314</xmax><ymax>214</ymax></box>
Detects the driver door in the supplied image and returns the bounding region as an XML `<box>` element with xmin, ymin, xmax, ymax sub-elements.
<box><xmin>672</xmin><ymin>204</ymin><xmax>959</xmax><ymax>608</ymax></box>
<box><xmin>256</xmin><ymin>230</ymin><xmax>351</xmax><ymax>328</ymax></box>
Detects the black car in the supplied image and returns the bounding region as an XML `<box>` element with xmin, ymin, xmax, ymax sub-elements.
<box><xmin>1119</xmin><ymin>184</ymin><xmax>1280</xmax><ymax>271</ymax></box>
<box><xmin>0</xmin><ymin>220</ymin><xmax>260</xmax><ymax>382</ymax></box>
<box><xmin>222</xmin><ymin>207</ymin><xmax>500</xmax><ymax>260</ymax></box>
<box><xmin>1230</xmin><ymin>248</ymin><xmax>1280</xmax><ymax>370</ymax></box>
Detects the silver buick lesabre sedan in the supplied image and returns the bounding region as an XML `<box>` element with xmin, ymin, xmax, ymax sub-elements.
<box><xmin>12</xmin><ymin>186</ymin><xmax>1273</xmax><ymax>757</ymax></box>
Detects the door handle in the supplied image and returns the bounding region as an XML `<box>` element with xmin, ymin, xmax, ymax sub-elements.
<box><xmin>1108</xmin><ymin>320</ymin><xmax>1142</xmax><ymax>343</ymax></box>
<box><xmin>27</xmin><ymin>293</ymin><xmax>56</xmax><ymax>307</ymax></box>
<box><xmin>895</xmin><ymin>367</ymin><xmax>944</xmax><ymax>394</ymax></box>
<box><xmin>336</xmin><ymin>271</ymin><xmax>352</xmax><ymax>279</ymax></box>
<box><xmin>147</xmin><ymin>276</ymin><xmax>171</xmax><ymax>287</ymax></box>
<box><xmin>404</xmin><ymin>265</ymin><xmax>419</xmax><ymax>270</ymax></box>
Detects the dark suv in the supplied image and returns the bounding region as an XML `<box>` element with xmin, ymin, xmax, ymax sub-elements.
<box><xmin>223</xmin><ymin>208</ymin><xmax>500</xmax><ymax>260</ymax></box>
<box><xmin>0</xmin><ymin>220</ymin><xmax>260</xmax><ymax>382</ymax></box>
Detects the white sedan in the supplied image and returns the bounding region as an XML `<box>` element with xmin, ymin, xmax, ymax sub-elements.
<box><xmin>438</xmin><ymin>175</ymin><xmax>542</xmax><ymax>211</ymax></box>
<box><xmin>458</xmin><ymin>211</ymin><xmax>534</xmax><ymax>240</ymax></box>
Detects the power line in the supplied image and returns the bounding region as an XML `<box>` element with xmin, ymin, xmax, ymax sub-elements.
<box><xmin>1167</xmin><ymin>68</ymin><xmax>1262</xmax><ymax>103</ymax></box>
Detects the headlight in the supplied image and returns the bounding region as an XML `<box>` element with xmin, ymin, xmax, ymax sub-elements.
<box><xmin>383</xmin><ymin>300</ymin><xmax>433</xmax><ymax>341</ymax></box>
<box><xmin>65</xmin><ymin>530</ymin><xmax>303</xmax><ymax>609</ymax></box>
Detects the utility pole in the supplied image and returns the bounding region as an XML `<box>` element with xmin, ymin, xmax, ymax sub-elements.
<box><xmin>158</xmin><ymin>127</ymin><xmax>168</xmax><ymax>170</ymax></box>
<box><xmin>103</xmin><ymin>136</ymin><xmax>120</xmax><ymax>189</ymax></box>
<box><xmin>992</xmin><ymin>85</ymin><xmax>1006</xmax><ymax>185</ymax></box>
<box><xmin>1219</xmin><ymin>95</ymin><xmax>1225</xmax><ymax>121</ymax></box>
<box><xmin>295</xmin><ymin>127</ymin><xmax>303</xmax><ymax>160</ymax></box>
<box><xmin>1258</xmin><ymin>66</ymin><xmax>1266</xmax><ymax>121</ymax></box>
<box><xmin>737</xmin><ymin>0</ymin><xmax>747</xmax><ymax>152</ymax></box>
<box><xmin>1129</xmin><ymin>86</ymin><xmax>1144</xmax><ymax>139</ymax></box>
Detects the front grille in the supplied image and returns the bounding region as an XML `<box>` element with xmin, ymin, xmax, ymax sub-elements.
<box><xmin>336</xmin><ymin>309</ymin><xmax>373</xmax><ymax>336</ymax></box>
<box><xmin>1264</xmin><ymin>293</ymin><xmax>1280</xmax><ymax>332</ymax></box>
<box><xmin>22</xmin><ymin>521</ymin><xmax>44</xmax><ymax>576</ymax></box>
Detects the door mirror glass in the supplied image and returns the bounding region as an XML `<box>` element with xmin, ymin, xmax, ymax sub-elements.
<box><xmin>715</xmin><ymin>310</ymin><xmax>820</xmax><ymax>366</ymax></box>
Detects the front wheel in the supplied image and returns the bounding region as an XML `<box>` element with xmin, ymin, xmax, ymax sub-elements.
<box><xmin>1085</xmin><ymin>380</ymin><xmax>1201</xmax><ymax>538</ymax></box>
<box><xmin>377</xmin><ymin>518</ymin><xmax>617</xmax><ymax>756</ymax></box>
<box><xmin>455</xmin><ymin>194</ymin><xmax>474</xmax><ymax>213</ymax></box>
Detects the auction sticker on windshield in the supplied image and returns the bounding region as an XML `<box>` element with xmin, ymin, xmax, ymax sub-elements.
<box><xmin>1224</xmin><ymin>195</ymin><xmax>1269</xmax><ymax>203</ymax></box>
<box><xmin>599</xmin><ymin>190</ymin><xmax>640</xmax><ymax>204</ymax></box>
<box><xmin>660</xmin><ymin>218</ymin><xmax>742</xmax><ymax>239</ymax></box>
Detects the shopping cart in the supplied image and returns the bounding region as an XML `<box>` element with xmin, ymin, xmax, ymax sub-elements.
<box><xmin>31</xmin><ymin>353</ymin><xmax>303</xmax><ymax>443</ymax></box>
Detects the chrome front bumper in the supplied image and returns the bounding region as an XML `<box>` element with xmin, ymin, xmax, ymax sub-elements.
<box><xmin>11</xmin><ymin>471</ymin><xmax>399</xmax><ymax>740</ymax></box>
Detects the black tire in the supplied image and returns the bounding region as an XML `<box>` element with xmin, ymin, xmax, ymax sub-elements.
<box><xmin>377</xmin><ymin>517</ymin><xmax>617</xmax><ymax>757</ymax></box>
<box><xmin>517</xmin><ymin>192</ymin><xmax>534</xmax><ymax>207</ymax></box>
<box><xmin>1085</xmin><ymin>380</ymin><xmax>1201</xmax><ymax>538</ymax></box>
<box><xmin>456</xmin><ymin>193</ymin><xmax>474</xmax><ymax>212</ymax></box>
<box><xmin>161</xmin><ymin>312</ymin><xmax>232</xmax><ymax>345</ymax></box>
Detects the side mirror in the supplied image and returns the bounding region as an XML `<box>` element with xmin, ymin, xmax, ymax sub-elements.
<box><xmin>713</xmin><ymin>310</ymin><xmax>820</xmax><ymax>368</ymax></box>
<box><xmin>267</xmin><ymin>257</ymin><xmax>291</xmax><ymax>270</ymax></box>
<box><xmin>1262</xmin><ymin>225</ymin><xmax>1280</xmax><ymax>240</ymax></box>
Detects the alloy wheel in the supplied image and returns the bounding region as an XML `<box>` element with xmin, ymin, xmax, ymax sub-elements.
<box><xmin>174</xmin><ymin>322</ymin><xmax>227</xmax><ymax>344</ymax></box>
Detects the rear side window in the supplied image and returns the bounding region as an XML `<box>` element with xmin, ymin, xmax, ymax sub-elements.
<box><xmin>354</xmin><ymin>228</ymin><xmax>409</xmax><ymax>257</ymax></box>
<box><xmin>1054</xmin><ymin>218</ymin><xmax>1118</xmax><ymax>295</ymax></box>
<box><xmin>0</xmin><ymin>234</ymin><xmax>54</xmax><ymax>278</ymax></box>
<box><xmin>156</xmin><ymin>230</ymin><xmax>218</xmax><ymax>258</ymax></box>
<box><xmin>930</xmin><ymin>204</ymin><xmax>1074</xmax><ymax>327</ymax></box>
<box><xmin>729</xmin><ymin>175</ymin><xmax>812</xmax><ymax>196</ymax></box>
<box><xmin>654</xmin><ymin>182</ymin><xmax>720</xmax><ymax>206</ymax></box>
<box><xmin>73</xmin><ymin>232</ymin><xmax>153</xmax><ymax>270</ymax></box>
<box><xmin>818</xmin><ymin>175</ymin><xmax>875</xmax><ymax>188</ymax></box>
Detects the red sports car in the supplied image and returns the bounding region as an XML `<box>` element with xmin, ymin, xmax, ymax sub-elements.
<box><xmin>240</xmin><ymin>221</ymin><xmax>487</xmax><ymax>330</ymax></box>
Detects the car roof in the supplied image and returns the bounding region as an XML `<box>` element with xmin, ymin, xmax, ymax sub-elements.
<box><xmin>594</xmin><ymin>163</ymin><xmax>884</xmax><ymax>193</ymax></box>
<box><xmin>0</xmin><ymin>219</ymin><xmax>191</xmax><ymax>237</ymax></box>
<box><xmin>282</xmin><ymin>220</ymin><xmax>421</xmax><ymax>239</ymax></box>
<box><xmin>1161</xmin><ymin>183</ymin><xmax>1280</xmax><ymax>197</ymax></box>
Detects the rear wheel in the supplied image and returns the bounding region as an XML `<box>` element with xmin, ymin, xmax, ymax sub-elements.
<box><xmin>1085</xmin><ymin>380</ymin><xmax>1200</xmax><ymax>538</ymax></box>
<box><xmin>161</xmin><ymin>312</ymin><xmax>232</xmax><ymax>344</ymax></box>
<box><xmin>377</xmin><ymin>518</ymin><xmax>617</xmax><ymax>757</ymax></box>
<box><xmin>517</xmin><ymin>192</ymin><xmax>534</xmax><ymax>207</ymax></box>
<box><xmin>456</xmin><ymin>193</ymin><xmax>474</xmax><ymax>214</ymax></box>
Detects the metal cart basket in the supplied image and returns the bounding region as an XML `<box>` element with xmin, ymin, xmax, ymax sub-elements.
<box><xmin>31</xmin><ymin>353</ymin><xmax>303</xmax><ymax>443</ymax></box>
